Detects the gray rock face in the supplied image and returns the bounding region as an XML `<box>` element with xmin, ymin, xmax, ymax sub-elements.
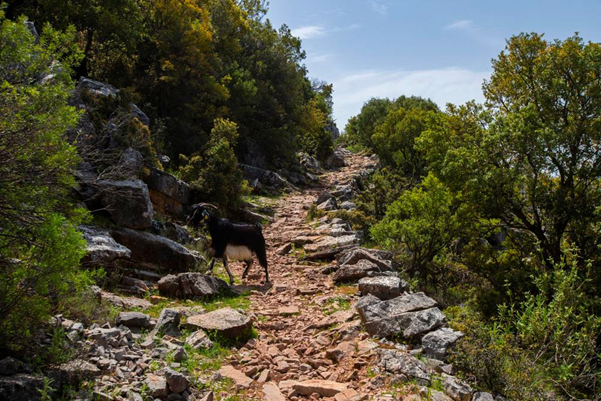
<box><xmin>358</xmin><ymin>276</ymin><xmax>408</xmax><ymax>300</ymax></box>
<box><xmin>422</xmin><ymin>328</ymin><xmax>464</xmax><ymax>360</ymax></box>
<box><xmin>143</xmin><ymin>167</ymin><xmax>190</xmax><ymax>218</ymax></box>
<box><xmin>331</xmin><ymin>184</ymin><xmax>356</xmax><ymax>202</ymax></box>
<box><xmin>355</xmin><ymin>294</ymin><xmax>382</xmax><ymax>319</ymax></box>
<box><xmin>110</xmin><ymin>229</ymin><xmax>199</xmax><ymax>272</ymax></box>
<box><xmin>154</xmin><ymin>309</ymin><xmax>182</xmax><ymax>337</ymax></box>
<box><xmin>77</xmin><ymin>77</ymin><xmax>118</xmax><ymax>97</ymax></box>
<box><xmin>378</xmin><ymin>348</ymin><xmax>430</xmax><ymax>385</ymax></box>
<box><xmin>79</xmin><ymin>225</ymin><xmax>131</xmax><ymax>267</ymax></box>
<box><xmin>158</xmin><ymin>273</ymin><xmax>229</xmax><ymax>299</ymax></box>
<box><xmin>361</xmin><ymin>293</ymin><xmax>445</xmax><ymax>338</ymax></box>
<box><xmin>316</xmin><ymin>197</ymin><xmax>337</xmax><ymax>211</ymax></box>
<box><xmin>441</xmin><ymin>373</ymin><xmax>473</xmax><ymax>401</ymax></box>
<box><xmin>0</xmin><ymin>358</ymin><xmax>30</xmax><ymax>376</ymax></box>
<box><xmin>129</xmin><ymin>103</ymin><xmax>150</xmax><ymax>127</ymax></box>
<box><xmin>119</xmin><ymin>148</ymin><xmax>144</xmax><ymax>180</ymax></box>
<box><xmin>472</xmin><ymin>393</ymin><xmax>494</xmax><ymax>401</ymax></box>
<box><xmin>95</xmin><ymin>179</ymin><xmax>153</xmax><ymax>229</ymax></box>
<box><xmin>325</xmin><ymin>148</ymin><xmax>345</xmax><ymax>169</ymax></box>
<box><xmin>239</xmin><ymin>164</ymin><xmax>292</xmax><ymax>191</ymax></box>
<box><xmin>315</xmin><ymin>191</ymin><xmax>334</xmax><ymax>205</ymax></box>
<box><xmin>337</xmin><ymin>248</ymin><xmax>393</xmax><ymax>271</ymax></box>
<box><xmin>117</xmin><ymin>312</ymin><xmax>151</xmax><ymax>329</ymax></box>
<box><xmin>0</xmin><ymin>373</ymin><xmax>43</xmax><ymax>401</ymax></box>
<box><xmin>361</xmin><ymin>292</ymin><xmax>438</xmax><ymax>322</ymax></box>
<box><xmin>186</xmin><ymin>330</ymin><xmax>214</xmax><ymax>350</ymax></box>
<box><xmin>187</xmin><ymin>307</ymin><xmax>252</xmax><ymax>340</ymax></box>
<box><xmin>165</xmin><ymin>369</ymin><xmax>189</xmax><ymax>393</ymax></box>
<box><xmin>333</xmin><ymin>259</ymin><xmax>384</xmax><ymax>283</ymax></box>
<box><xmin>151</xmin><ymin>220</ymin><xmax>192</xmax><ymax>244</ymax></box>
<box><xmin>49</xmin><ymin>359</ymin><xmax>100</xmax><ymax>387</ymax></box>
<box><xmin>339</xmin><ymin>201</ymin><xmax>357</xmax><ymax>210</ymax></box>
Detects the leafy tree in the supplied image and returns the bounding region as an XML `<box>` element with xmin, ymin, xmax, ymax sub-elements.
<box><xmin>0</xmin><ymin>13</ymin><xmax>91</xmax><ymax>351</ymax></box>
<box><xmin>420</xmin><ymin>34</ymin><xmax>601</xmax><ymax>273</ymax></box>
<box><xmin>178</xmin><ymin>118</ymin><xmax>244</xmax><ymax>210</ymax></box>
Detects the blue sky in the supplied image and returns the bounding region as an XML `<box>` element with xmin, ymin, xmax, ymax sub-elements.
<box><xmin>266</xmin><ymin>0</ymin><xmax>601</xmax><ymax>129</ymax></box>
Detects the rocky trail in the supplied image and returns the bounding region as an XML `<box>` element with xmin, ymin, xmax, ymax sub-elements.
<box><xmin>1</xmin><ymin>146</ymin><xmax>492</xmax><ymax>401</ymax></box>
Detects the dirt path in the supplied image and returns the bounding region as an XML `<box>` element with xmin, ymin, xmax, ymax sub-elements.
<box><xmin>221</xmin><ymin>151</ymin><xmax>380</xmax><ymax>400</ymax></box>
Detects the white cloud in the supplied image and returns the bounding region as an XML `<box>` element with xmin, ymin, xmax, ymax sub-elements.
<box><xmin>332</xmin><ymin>68</ymin><xmax>490</xmax><ymax>128</ymax></box>
<box><xmin>446</xmin><ymin>20</ymin><xmax>473</xmax><ymax>30</ymax></box>
<box><xmin>291</xmin><ymin>26</ymin><xmax>326</xmax><ymax>39</ymax></box>
<box><xmin>369</xmin><ymin>0</ymin><xmax>390</xmax><ymax>15</ymax></box>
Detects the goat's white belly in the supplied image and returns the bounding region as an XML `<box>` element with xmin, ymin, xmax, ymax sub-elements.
<box><xmin>224</xmin><ymin>245</ymin><xmax>253</xmax><ymax>261</ymax></box>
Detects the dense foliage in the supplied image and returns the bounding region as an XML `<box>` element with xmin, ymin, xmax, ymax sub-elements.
<box><xmin>0</xmin><ymin>13</ymin><xmax>93</xmax><ymax>352</ymax></box>
<box><xmin>7</xmin><ymin>0</ymin><xmax>335</xmax><ymax>170</ymax></box>
<box><xmin>347</xmin><ymin>34</ymin><xmax>601</xmax><ymax>399</ymax></box>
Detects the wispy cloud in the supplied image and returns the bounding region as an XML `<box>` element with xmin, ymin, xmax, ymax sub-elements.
<box><xmin>332</xmin><ymin>68</ymin><xmax>490</xmax><ymax>128</ymax></box>
<box><xmin>446</xmin><ymin>20</ymin><xmax>473</xmax><ymax>30</ymax></box>
<box><xmin>292</xmin><ymin>24</ymin><xmax>362</xmax><ymax>40</ymax></box>
<box><xmin>369</xmin><ymin>0</ymin><xmax>390</xmax><ymax>15</ymax></box>
<box><xmin>306</xmin><ymin>53</ymin><xmax>335</xmax><ymax>64</ymax></box>
<box><xmin>291</xmin><ymin>26</ymin><xmax>326</xmax><ymax>39</ymax></box>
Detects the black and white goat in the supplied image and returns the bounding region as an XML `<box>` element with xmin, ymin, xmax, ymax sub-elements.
<box><xmin>187</xmin><ymin>203</ymin><xmax>269</xmax><ymax>284</ymax></box>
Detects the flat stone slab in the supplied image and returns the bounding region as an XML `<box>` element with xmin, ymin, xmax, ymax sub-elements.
<box><xmin>304</xmin><ymin>235</ymin><xmax>359</xmax><ymax>253</ymax></box>
<box><xmin>218</xmin><ymin>366</ymin><xmax>253</xmax><ymax>388</ymax></box>
<box><xmin>263</xmin><ymin>382</ymin><xmax>286</xmax><ymax>401</ymax></box>
<box><xmin>280</xmin><ymin>380</ymin><xmax>348</xmax><ymax>397</ymax></box>
<box><xmin>358</xmin><ymin>276</ymin><xmax>407</xmax><ymax>300</ymax></box>
<box><xmin>187</xmin><ymin>307</ymin><xmax>252</xmax><ymax>340</ymax></box>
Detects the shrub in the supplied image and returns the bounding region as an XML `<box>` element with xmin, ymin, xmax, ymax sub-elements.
<box><xmin>0</xmin><ymin>14</ymin><xmax>93</xmax><ymax>352</ymax></box>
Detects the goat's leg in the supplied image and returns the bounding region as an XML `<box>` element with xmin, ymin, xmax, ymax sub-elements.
<box><xmin>242</xmin><ymin>259</ymin><xmax>253</xmax><ymax>280</ymax></box>
<box><xmin>208</xmin><ymin>258</ymin><xmax>215</xmax><ymax>275</ymax></box>
<box><xmin>263</xmin><ymin>264</ymin><xmax>270</xmax><ymax>283</ymax></box>
<box><xmin>223</xmin><ymin>258</ymin><xmax>235</xmax><ymax>285</ymax></box>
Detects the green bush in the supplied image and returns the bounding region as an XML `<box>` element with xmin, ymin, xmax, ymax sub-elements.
<box><xmin>0</xmin><ymin>13</ymin><xmax>95</xmax><ymax>352</ymax></box>
<box><xmin>178</xmin><ymin>118</ymin><xmax>246</xmax><ymax>211</ymax></box>
<box><xmin>450</xmin><ymin>257</ymin><xmax>601</xmax><ymax>399</ymax></box>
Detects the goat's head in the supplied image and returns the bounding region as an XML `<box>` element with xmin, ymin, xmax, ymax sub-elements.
<box><xmin>187</xmin><ymin>203</ymin><xmax>219</xmax><ymax>228</ymax></box>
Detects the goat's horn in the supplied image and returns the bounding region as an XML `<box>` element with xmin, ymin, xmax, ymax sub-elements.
<box><xmin>197</xmin><ymin>203</ymin><xmax>219</xmax><ymax>210</ymax></box>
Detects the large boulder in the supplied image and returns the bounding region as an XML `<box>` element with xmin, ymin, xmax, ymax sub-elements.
<box><xmin>94</xmin><ymin>179</ymin><xmax>153</xmax><ymax>229</ymax></box>
<box><xmin>316</xmin><ymin>197</ymin><xmax>337</xmax><ymax>211</ymax></box>
<box><xmin>142</xmin><ymin>167</ymin><xmax>190</xmax><ymax>218</ymax></box>
<box><xmin>360</xmin><ymin>293</ymin><xmax>445</xmax><ymax>338</ymax></box>
<box><xmin>0</xmin><ymin>374</ymin><xmax>43</xmax><ymax>401</ymax></box>
<box><xmin>358</xmin><ymin>276</ymin><xmax>408</xmax><ymax>300</ymax></box>
<box><xmin>79</xmin><ymin>225</ymin><xmax>131</xmax><ymax>267</ymax></box>
<box><xmin>337</xmin><ymin>248</ymin><xmax>393</xmax><ymax>271</ymax></box>
<box><xmin>239</xmin><ymin>164</ymin><xmax>292</xmax><ymax>191</ymax></box>
<box><xmin>158</xmin><ymin>273</ymin><xmax>229</xmax><ymax>299</ymax></box>
<box><xmin>49</xmin><ymin>359</ymin><xmax>100</xmax><ymax>387</ymax></box>
<box><xmin>378</xmin><ymin>348</ymin><xmax>430</xmax><ymax>385</ymax></box>
<box><xmin>305</xmin><ymin>235</ymin><xmax>360</xmax><ymax>254</ymax></box>
<box><xmin>77</xmin><ymin>77</ymin><xmax>118</xmax><ymax>97</ymax></box>
<box><xmin>422</xmin><ymin>328</ymin><xmax>464</xmax><ymax>360</ymax></box>
<box><xmin>110</xmin><ymin>228</ymin><xmax>200</xmax><ymax>272</ymax></box>
<box><xmin>187</xmin><ymin>307</ymin><xmax>252</xmax><ymax>340</ymax></box>
<box><xmin>333</xmin><ymin>259</ymin><xmax>387</xmax><ymax>283</ymax></box>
